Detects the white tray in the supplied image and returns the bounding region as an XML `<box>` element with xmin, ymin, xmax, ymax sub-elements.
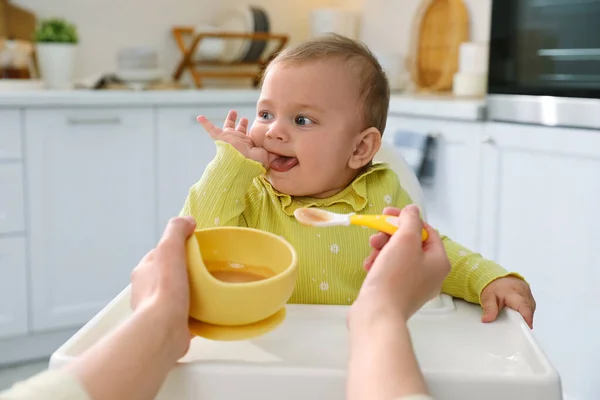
<box><xmin>50</xmin><ymin>286</ymin><xmax>562</xmax><ymax>400</ymax></box>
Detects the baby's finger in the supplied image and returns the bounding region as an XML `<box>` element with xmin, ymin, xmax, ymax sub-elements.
<box><xmin>505</xmin><ymin>292</ymin><xmax>535</xmax><ymax>329</ymax></box>
<box><xmin>237</xmin><ymin>117</ymin><xmax>249</xmax><ymax>134</ymax></box>
<box><xmin>481</xmin><ymin>292</ymin><xmax>500</xmax><ymax>323</ymax></box>
<box><xmin>223</xmin><ymin>110</ymin><xmax>238</xmax><ymax>130</ymax></box>
<box><xmin>369</xmin><ymin>232</ymin><xmax>390</xmax><ymax>250</ymax></box>
<box><xmin>197</xmin><ymin>116</ymin><xmax>222</xmax><ymax>139</ymax></box>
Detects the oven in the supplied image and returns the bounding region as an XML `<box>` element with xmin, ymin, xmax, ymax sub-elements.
<box><xmin>487</xmin><ymin>0</ymin><xmax>600</xmax><ymax>129</ymax></box>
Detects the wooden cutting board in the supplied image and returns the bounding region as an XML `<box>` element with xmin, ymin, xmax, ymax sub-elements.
<box><xmin>0</xmin><ymin>0</ymin><xmax>37</xmax><ymax>41</ymax></box>
<box><xmin>407</xmin><ymin>0</ymin><xmax>469</xmax><ymax>92</ymax></box>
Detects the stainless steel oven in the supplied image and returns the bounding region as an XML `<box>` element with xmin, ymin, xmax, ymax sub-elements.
<box><xmin>487</xmin><ymin>0</ymin><xmax>600</xmax><ymax>129</ymax></box>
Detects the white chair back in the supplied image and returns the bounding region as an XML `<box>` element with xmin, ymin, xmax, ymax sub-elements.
<box><xmin>374</xmin><ymin>140</ymin><xmax>428</xmax><ymax>221</ymax></box>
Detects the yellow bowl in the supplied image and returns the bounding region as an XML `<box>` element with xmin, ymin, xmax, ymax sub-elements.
<box><xmin>186</xmin><ymin>227</ymin><xmax>298</xmax><ymax>327</ymax></box>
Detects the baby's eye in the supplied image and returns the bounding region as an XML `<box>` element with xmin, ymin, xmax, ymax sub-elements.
<box><xmin>295</xmin><ymin>116</ymin><xmax>314</xmax><ymax>126</ymax></box>
<box><xmin>258</xmin><ymin>111</ymin><xmax>273</xmax><ymax>120</ymax></box>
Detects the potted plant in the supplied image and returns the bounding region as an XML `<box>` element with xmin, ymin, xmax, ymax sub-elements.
<box><xmin>34</xmin><ymin>18</ymin><xmax>78</xmax><ymax>89</ymax></box>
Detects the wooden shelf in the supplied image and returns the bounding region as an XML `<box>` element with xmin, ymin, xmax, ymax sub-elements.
<box><xmin>171</xmin><ymin>26</ymin><xmax>289</xmax><ymax>88</ymax></box>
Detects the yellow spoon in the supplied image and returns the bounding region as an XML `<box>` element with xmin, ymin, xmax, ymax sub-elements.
<box><xmin>294</xmin><ymin>207</ymin><xmax>428</xmax><ymax>242</ymax></box>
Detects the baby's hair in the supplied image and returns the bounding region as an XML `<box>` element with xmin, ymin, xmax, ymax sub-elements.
<box><xmin>262</xmin><ymin>33</ymin><xmax>390</xmax><ymax>135</ymax></box>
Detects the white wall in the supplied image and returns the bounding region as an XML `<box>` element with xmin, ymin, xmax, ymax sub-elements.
<box><xmin>13</xmin><ymin>0</ymin><xmax>222</xmax><ymax>80</ymax></box>
<box><xmin>14</xmin><ymin>0</ymin><xmax>491</xmax><ymax>80</ymax></box>
<box><xmin>359</xmin><ymin>0</ymin><xmax>492</xmax><ymax>54</ymax></box>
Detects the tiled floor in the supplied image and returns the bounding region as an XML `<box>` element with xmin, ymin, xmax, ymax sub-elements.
<box><xmin>0</xmin><ymin>359</ymin><xmax>49</xmax><ymax>391</ymax></box>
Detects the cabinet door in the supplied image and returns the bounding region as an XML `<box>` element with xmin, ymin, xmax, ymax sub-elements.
<box><xmin>25</xmin><ymin>108</ymin><xmax>157</xmax><ymax>332</ymax></box>
<box><xmin>0</xmin><ymin>109</ymin><xmax>22</xmax><ymax>160</ymax></box>
<box><xmin>479</xmin><ymin>122</ymin><xmax>600</xmax><ymax>400</ymax></box>
<box><xmin>0</xmin><ymin>164</ymin><xmax>25</xmax><ymax>234</ymax></box>
<box><xmin>157</xmin><ymin>106</ymin><xmax>256</xmax><ymax>231</ymax></box>
<box><xmin>385</xmin><ymin>116</ymin><xmax>484</xmax><ymax>252</ymax></box>
<box><xmin>0</xmin><ymin>237</ymin><xmax>28</xmax><ymax>339</ymax></box>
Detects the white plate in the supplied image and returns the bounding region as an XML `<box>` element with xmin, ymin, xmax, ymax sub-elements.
<box><xmin>214</xmin><ymin>6</ymin><xmax>254</xmax><ymax>62</ymax></box>
<box><xmin>193</xmin><ymin>24</ymin><xmax>226</xmax><ymax>61</ymax></box>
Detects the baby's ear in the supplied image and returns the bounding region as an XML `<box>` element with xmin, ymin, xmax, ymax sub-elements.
<box><xmin>348</xmin><ymin>127</ymin><xmax>382</xmax><ymax>169</ymax></box>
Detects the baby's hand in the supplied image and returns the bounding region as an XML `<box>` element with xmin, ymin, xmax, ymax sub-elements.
<box><xmin>480</xmin><ymin>276</ymin><xmax>536</xmax><ymax>329</ymax></box>
<box><xmin>197</xmin><ymin>110</ymin><xmax>270</xmax><ymax>168</ymax></box>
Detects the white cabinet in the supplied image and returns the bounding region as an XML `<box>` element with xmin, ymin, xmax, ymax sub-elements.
<box><xmin>156</xmin><ymin>106</ymin><xmax>256</xmax><ymax>231</ymax></box>
<box><xmin>0</xmin><ymin>164</ymin><xmax>25</xmax><ymax>234</ymax></box>
<box><xmin>25</xmin><ymin>108</ymin><xmax>157</xmax><ymax>332</ymax></box>
<box><xmin>479</xmin><ymin>122</ymin><xmax>600</xmax><ymax>400</ymax></box>
<box><xmin>0</xmin><ymin>237</ymin><xmax>28</xmax><ymax>339</ymax></box>
<box><xmin>385</xmin><ymin>115</ymin><xmax>484</xmax><ymax>252</ymax></box>
<box><xmin>0</xmin><ymin>109</ymin><xmax>22</xmax><ymax>159</ymax></box>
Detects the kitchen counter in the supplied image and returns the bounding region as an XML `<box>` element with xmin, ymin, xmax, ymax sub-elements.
<box><xmin>388</xmin><ymin>92</ymin><xmax>486</xmax><ymax>121</ymax></box>
<box><xmin>0</xmin><ymin>89</ymin><xmax>261</xmax><ymax>107</ymax></box>
<box><xmin>0</xmin><ymin>90</ymin><xmax>486</xmax><ymax>121</ymax></box>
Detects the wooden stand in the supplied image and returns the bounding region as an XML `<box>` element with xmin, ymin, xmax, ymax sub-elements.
<box><xmin>171</xmin><ymin>27</ymin><xmax>289</xmax><ymax>88</ymax></box>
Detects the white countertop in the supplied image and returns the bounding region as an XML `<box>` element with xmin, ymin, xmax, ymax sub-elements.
<box><xmin>0</xmin><ymin>89</ymin><xmax>261</xmax><ymax>107</ymax></box>
<box><xmin>388</xmin><ymin>92</ymin><xmax>486</xmax><ymax>121</ymax></box>
<box><xmin>0</xmin><ymin>89</ymin><xmax>486</xmax><ymax>121</ymax></box>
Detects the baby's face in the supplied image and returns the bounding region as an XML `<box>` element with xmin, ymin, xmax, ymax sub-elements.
<box><xmin>250</xmin><ymin>60</ymin><xmax>365</xmax><ymax>198</ymax></box>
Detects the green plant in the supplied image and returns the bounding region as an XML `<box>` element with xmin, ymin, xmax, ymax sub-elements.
<box><xmin>35</xmin><ymin>18</ymin><xmax>78</xmax><ymax>44</ymax></box>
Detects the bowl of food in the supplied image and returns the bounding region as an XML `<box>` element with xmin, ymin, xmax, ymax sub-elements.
<box><xmin>186</xmin><ymin>226</ymin><xmax>298</xmax><ymax>340</ymax></box>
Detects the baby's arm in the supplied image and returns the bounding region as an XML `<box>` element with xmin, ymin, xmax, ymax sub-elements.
<box><xmin>384</xmin><ymin>170</ymin><xmax>521</xmax><ymax>305</ymax></box>
<box><xmin>180</xmin><ymin>141</ymin><xmax>264</xmax><ymax>228</ymax></box>
<box><xmin>438</xmin><ymin>238</ymin><xmax>519</xmax><ymax>304</ymax></box>
<box><xmin>179</xmin><ymin>110</ymin><xmax>266</xmax><ymax>228</ymax></box>
<box><xmin>375</xmin><ymin>168</ymin><xmax>534</xmax><ymax>325</ymax></box>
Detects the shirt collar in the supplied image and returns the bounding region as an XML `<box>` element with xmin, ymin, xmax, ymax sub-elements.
<box><xmin>261</xmin><ymin>162</ymin><xmax>389</xmax><ymax>216</ymax></box>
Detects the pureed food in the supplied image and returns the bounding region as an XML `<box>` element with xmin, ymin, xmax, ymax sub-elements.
<box><xmin>205</xmin><ymin>260</ymin><xmax>276</xmax><ymax>283</ymax></box>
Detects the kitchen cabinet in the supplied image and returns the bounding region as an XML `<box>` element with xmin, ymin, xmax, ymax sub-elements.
<box><xmin>385</xmin><ymin>115</ymin><xmax>484</xmax><ymax>252</ymax></box>
<box><xmin>0</xmin><ymin>237</ymin><xmax>28</xmax><ymax>339</ymax></box>
<box><xmin>156</xmin><ymin>106</ymin><xmax>256</xmax><ymax>231</ymax></box>
<box><xmin>479</xmin><ymin>122</ymin><xmax>600</xmax><ymax>400</ymax></box>
<box><xmin>25</xmin><ymin>108</ymin><xmax>157</xmax><ymax>332</ymax></box>
<box><xmin>0</xmin><ymin>164</ymin><xmax>25</xmax><ymax>234</ymax></box>
<box><xmin>0</xmin><ymin>109</ymin><xmax>22</xmax><ymax>160</ymax></box>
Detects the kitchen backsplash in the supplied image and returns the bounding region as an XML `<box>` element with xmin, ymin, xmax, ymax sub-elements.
<box><xmin>13</xmin><ymin>0</ymin><xmax>491</xmax><ymax>81</ymax></box>
<box><xmin>360</xmin><ymin>0</ymin><xmax>492</xmax><ymax>55</ymax></box>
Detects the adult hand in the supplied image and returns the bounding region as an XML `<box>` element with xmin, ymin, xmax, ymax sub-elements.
<box><xmin>130</xmin><ymin>216</ymin><xmax>196</xmax><ymax>358</ymax></box>
<box><xmin>354</xmin><ymin>204</ymin><xmax>451</xmax><ymax>321</ymax></box>
<box><xmin>347</xmin><ymin>205</ymin><xmax>450</xmax><ymax>400</ymax></box>
<box><xmin>198</xmin><ymin>110</ymin><xmax>272</xmax><ymax>168</ymax></box>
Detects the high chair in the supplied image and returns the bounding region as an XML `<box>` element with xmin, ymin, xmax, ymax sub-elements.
<box><xmin>49</xmin><ymin>142</ymin><xmax>562</xmax><ymax>400</ymax></box>
<box><xmin>374</xmin><ymin>140</ymin><xmax>428</xmax><ymax>220</ymax></box>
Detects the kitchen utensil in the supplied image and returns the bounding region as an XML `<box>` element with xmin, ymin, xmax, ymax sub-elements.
<box><xmin>294</xmin><ymin>207</ymin><xmax>429</xmax><ymax>241</ymax></box>
<box><xmin>407</xmin><ymin>0</ymin><xmax>469</xmax><ymax>92</ymax></box>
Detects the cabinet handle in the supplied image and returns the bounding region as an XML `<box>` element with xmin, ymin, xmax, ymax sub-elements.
<box><xmin>481</xmin><ymin>136</ymin><xmax>495</xmax><ymax>145</ymax></box>
<box><xmin>67</xmin><ymin>117</ymin><xmax>122</xmax><ymax>126</ymax></box>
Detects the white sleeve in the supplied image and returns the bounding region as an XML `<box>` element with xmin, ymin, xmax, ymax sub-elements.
<box><xmin>0</xmin><ymin>369</ymin><xmax>90</xmax><ymax>400</ymax></box>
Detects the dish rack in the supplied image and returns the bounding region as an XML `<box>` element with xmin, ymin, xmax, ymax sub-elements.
<box><xmin>171</xmin><ymin>27</ymin><xmax>289</xmax><ymax>88</ymax></box>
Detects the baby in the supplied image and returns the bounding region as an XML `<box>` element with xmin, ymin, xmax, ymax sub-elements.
<box><xmin>181</xmin><ymin>34</ymin><xmax>536</xmax><ymax>327</ymax></box>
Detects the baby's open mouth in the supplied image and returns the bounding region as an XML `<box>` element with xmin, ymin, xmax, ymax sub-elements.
<box><xmin>269</xmin><ymin>155</ymin><xmax>299</xmax><ymax>172</ymax></box>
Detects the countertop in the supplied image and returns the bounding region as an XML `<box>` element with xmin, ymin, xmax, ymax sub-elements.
<box><xmin>0</xmin><ymin>89</ymin><xmax>486</xmax><ymax>121</ymax></box>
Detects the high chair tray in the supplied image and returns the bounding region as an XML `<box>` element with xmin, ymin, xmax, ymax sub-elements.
<box><xmin>50</xmin><ymin>286</ymin><xmax>561</xmax><ymax>400</ymax></box>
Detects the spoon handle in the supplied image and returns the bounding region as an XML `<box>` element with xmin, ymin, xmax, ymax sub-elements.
<box><xmin>349</xmin><ymin>214</ymin><xmax>428</xmax><ymax>241</ymax></box>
